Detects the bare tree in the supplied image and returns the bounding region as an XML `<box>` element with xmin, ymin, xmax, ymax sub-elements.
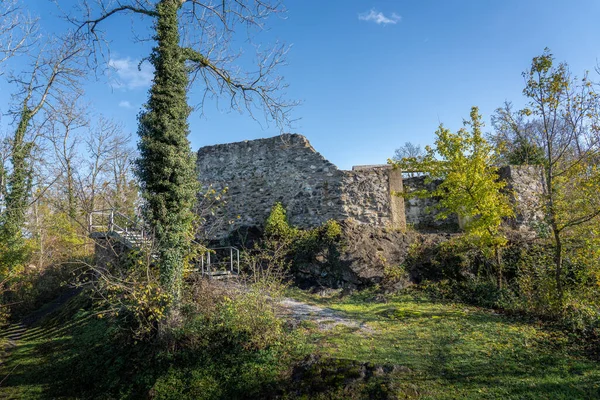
<box><xmin>78</xmin><ymin>116</ymin><xmax>122</xmax><ymax>218</ymax></box>
<box><xmin>72</xmin><ymin>0</ymin><xmax>295</xmax><ymax>126</ymax></box>
<box><xmin>490</xmin><ymin>102</ymin><xmax>545</xmax><ymax>165</ymax></box>
<box><xmin>0</xmin><ymin>32</ymin><xmax>87</xmax><ymax>271</ymax></box>
<box><xmin>392</xmin><ymin>142</ymin><xmax>425</xmax><ymax>177</ymax></box>
<box><xmin>103</xmin><ymin>131</ymin><xmax>138</xmax><ymax>214</ymax></box>
<box><xmin>0</xmin><ymin>0</ymin><xmax>38</xmax><ymax>71</ymax></box>
<box><xmin>47</xmin><ymin>93</ymin><xmax>89</xmax><ymax>222</ymax></box>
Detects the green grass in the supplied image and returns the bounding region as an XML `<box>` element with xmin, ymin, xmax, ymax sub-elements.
<box><xmin>286</xmin><ymin>287</ymin><xmax>600</xmax><ymax>399</ymax></box>
<box><xmin>0</xmin><ymin>307</ymin><xmax>102</xmax><ymax>399</ymax></box>
<box><xmin>2</xmin><ymin>288</ymin><xmax>600</xmax><ymax>399</ymax></box>
<box><xmin>0</xmin><ymin>292</ymin><xmax>305</xmax><ymax>400</ymax></box>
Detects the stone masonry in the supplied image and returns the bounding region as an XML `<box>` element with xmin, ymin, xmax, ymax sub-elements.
<box><xmin>196</xmin><ymin>134</ymin><xmax>545</xmax><ymax>238</ymax></box>
<box><xmin>197</xmin><ymin>134</ymin><xmax>405</xmax><ymax>238</ymax></box>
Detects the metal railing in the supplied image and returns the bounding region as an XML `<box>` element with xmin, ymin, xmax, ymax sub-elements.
<box><xmin>200</xmin><ymin>246</ymin><xmax>240</xmax><ymax>278</ymax></box>
<box><xmin>90</xmin><ymin>209</ymin><xmax>239</xmax><ymax>278</ymax></box>
<box><xmin>88</xmin><ymin>209</ymin><xmax>147</xmax><ymax>240</ymax></box>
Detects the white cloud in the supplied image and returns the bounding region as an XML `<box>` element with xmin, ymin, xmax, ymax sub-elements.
<box><xmin>358</xmin><ymin>9</ymin><xmax>401</xmax><ymax>25</ymax></box>
<box><xmin>118</xmin><ymin>100</ymin><xmax>132</xmax><ymax>108</ymax></box>
<box><xmin>108</xmin><ymin>57</ymin><xmax>154</xmax><ymax>90</ymax></box>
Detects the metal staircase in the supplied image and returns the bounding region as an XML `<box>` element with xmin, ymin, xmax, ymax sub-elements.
<box><xmin>89</xmin><ymin>209</ymin><xmax>151</xmax><ymax>250</ymax></box>
<box><xmin>89</xmin><ymin>209</ymin><xmax>240</xmax><ymax>279</ymax></box>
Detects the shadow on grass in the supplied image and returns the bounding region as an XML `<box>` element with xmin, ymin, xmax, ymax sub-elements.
<box><xmin>1</xmin><ymin>305</ymin><xmax>297</xmax><ymax>400</ymax></box>
<box><xmin>292</xmin><ymin>292</ymin><xmax>600</xmax><ymax>399</ymax></box>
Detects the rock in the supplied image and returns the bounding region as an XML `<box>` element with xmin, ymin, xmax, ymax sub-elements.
<box><xmin>284</xmin><ymin>355</ymin><xmax>409</xmax><ymax>399</ymax></box>
<box><xmin>294</xmin><ymin>220</ymin><xmax>452</xmax><ymax>289</ymax></box>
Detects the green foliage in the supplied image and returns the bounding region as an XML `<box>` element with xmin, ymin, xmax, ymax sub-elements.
<box><xmin>0</xmin><ymin>108</ymin><xmax>35</xmax><ymax>275</ymax></box>
<box><xmin>519</xmin><ymin>49</ymin><xmax>600</xmax><ymax>305</ymax></box>
<box><xmin>183</xmin><ymin>279</ymin><xmax>287</xmax><ymax>352</ymax></box>
<box><xmin>260</xmin><ymin>202</ymin><xmax>344</xmax><ymax>274</ymax></box>
<box><xmin>407</xmin><ymin>234</ymin><xmax>600</xmax><ymax>349</ymax></box>
<box><xmin>136</xmin><ymin>0</ymin><xmax>199</xmax><ymax>303</ymax></box>
<box><xmin>393</xmin><ymin>107</ymin><xmax>513</xmax><ymax>287</ymax></box>
<box><xmin>287</xmin><ymin>288</ymin><xmax>600</xmax><ymax>399</ymax></box>
<box><xmin>0</xmin><ymin>207</ymin><xmax>89</xmax><ymax>324</ymax></box>
<box><xmin>506</xmin><ymin>136</ymin><xmax>545</xmax><ymax>165</ymax></box>
<box><xmin>93</xmin><ymin>248</ymin><xmax>172</xmax><ymax>340</ymax></box>
<box><xmin>265</xmin><ymin>202</ymin><xmax>297</xmax><ymax>238</ymax></box>
<box><xmin>0</xmin><ymin>276</ymin><xmax>305</xmax><ymax>399</ymax></box>
<box><xmin>322</xmin><ymin>219</ymin><xmax>343</xmax><ymax>242</ymax></box>
<box><xmin>395</xmin><ymin>108</ymin><xmax>513</xmax><ymax>248</ymax></box>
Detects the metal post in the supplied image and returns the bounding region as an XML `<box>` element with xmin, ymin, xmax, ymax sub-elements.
<box><xmin>230</xmin><ymin>247</ymin><xmax>233</xmax><ymax>273</ymax></box>
<box><xmin>109</xmin><ymin>210</ymin><xmax>114</xmax><ymax>232</ymax></box>
<box><xmin>236</xmin><ymin>248</ymin><xmax>239</xmax><ymax>274</ymax></box>
<box><xmin>207</xmin><ymin>251</ymin><xmax>211</xmax><ymax>279</ymax></box>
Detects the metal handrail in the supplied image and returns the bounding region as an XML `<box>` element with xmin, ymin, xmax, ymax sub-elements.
<box><xmin>90</xmin><ymin>209</ymin><xmax>238</xmax><ymax>278</ymax></box>
<box><xmin>89</xmin><ymin>209</ymin><xmax>148</xmax><ymax>243</ymax></box>
<box><xmin>200</xmin><ymin>246</ymin><xmax>240</xmax><ymax>278</ymax></box>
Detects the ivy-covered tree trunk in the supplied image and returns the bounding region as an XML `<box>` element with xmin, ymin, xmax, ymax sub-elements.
<box><xmin>0</xmin><ymin>106</ymin><xmax>35</xmax><ymax>271</ymax></box>
<box><xmin>136</xmin><ymin>0</ymin><xmax>198</xmax><ymax>303</ymax></box>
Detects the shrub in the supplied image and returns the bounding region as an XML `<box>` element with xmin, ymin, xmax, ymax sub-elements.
<box><xmin>244</xmin><ymin>203</ymin><xmax>344</xmax><ymax>285</ymax></box>
<box><xmin>265</xmin><ymin>202</ymin><xmax>296</xmax><ymax>238</ymax></box>
<box><xmin>92</xmin><ymin>247</ymin><xmax>172</xmax><ymax>341</ymax></box>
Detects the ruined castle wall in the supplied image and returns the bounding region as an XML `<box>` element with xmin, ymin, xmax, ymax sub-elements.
<box><xmin>402</xmin><ymin>166</ymin><xmax>545</xmax><ymax>232</ymax></box>
<box><xmin>197</xmin><ymin>135</ymin><xmax>405</xmax><ymax>238</ymax></box>
<box><xmin>197</xmin><ymin>134</ymin><xmax>346</xmax><ymax>235</ymax></box>
<box><xmin>197</xmin><ymin>134</ymin><xmax>543</xmax><ymax>239</ymax></box>
<box><xmin>341</xmin><ymin>168</ymin><xmax>393</xmax><ymax>226</ymax></box>
<box><xmin>498</xmin><ymin>165</ymin><xmax>546</xmax><ymax>230</ymax></box>
<box><xmin>403</xmin><ymin>176</ymin><xmax>459</xmax><ymax>231</ymax></box>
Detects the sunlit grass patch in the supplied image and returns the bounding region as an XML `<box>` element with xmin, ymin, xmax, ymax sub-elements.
<box><xmin>288</xmin><ymin>288</ymin><xmax>600</xmax><ymax>399</ymax></box>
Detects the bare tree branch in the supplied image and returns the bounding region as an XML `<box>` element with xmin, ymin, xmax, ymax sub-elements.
<box><xmin>0</xmin><ymin>0</ymin><xmax>38</xmax><ymax>73</ymax></box>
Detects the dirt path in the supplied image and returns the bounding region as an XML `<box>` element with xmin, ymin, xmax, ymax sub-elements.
<box><xmin>207</xmin><ymin>280</ymin><xmax>369</xmax><ymax>331</ymax></box>
<box><xmin>279</xmin><ymin>297</ymin><xmax>371</xmax><ymax>331</ymax></box>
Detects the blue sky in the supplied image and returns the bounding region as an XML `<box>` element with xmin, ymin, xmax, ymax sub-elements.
<box><xmin>4</xmin><ymin>1</ymin><xmax>600</xmax><ymax>170</ymax></box>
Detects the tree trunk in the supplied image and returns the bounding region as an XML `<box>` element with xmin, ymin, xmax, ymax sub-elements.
<box><xmin>553</xmin><ymin>227</ymin><xmax>564</xmax><ymax>307</ymax></box>
<box><xmin>495</xmin><ymin>246</ymin><xmax>503</xmax><ymax>290</ymax></box>
<box><xmin>136</xmin><ymin>0</ymin><xmax>199</xmax><ymax>304</ymax></box>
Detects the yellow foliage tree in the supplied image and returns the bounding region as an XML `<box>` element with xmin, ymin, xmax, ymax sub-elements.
<box><xmin>392</xmin><ymin>107</ymin><xmax>513</xmax><ymax>288</ymax></box>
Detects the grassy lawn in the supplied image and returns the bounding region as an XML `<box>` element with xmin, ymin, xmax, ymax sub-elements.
<box><xmin>2</xmin><ymin>288</ymin><xmax>600</xmax><ymax>399</ymax></box>
<box><xmin>0</xmin><ymin>297</ymin><xmax>115</xmax><ymax>400</ymax></box>
<box><xmin>287</xmin><ymin>288</ymin><xmax>600</xmax><ymax>399</ymax></box>
<box><xmin>1</xmin><ymin>323</ymin><xmax>67</xmax><ymax>399</ymax></box>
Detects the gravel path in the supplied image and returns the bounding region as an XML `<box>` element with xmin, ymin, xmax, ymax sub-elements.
<box><xmin>279</xmin><ymin>297</ymin><xmax>371</xmax><ymax>332</ymax></box>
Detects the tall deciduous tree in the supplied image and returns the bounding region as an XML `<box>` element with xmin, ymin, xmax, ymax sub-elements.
<box><xmin>0</xmin><ymin>34</ymin><xmax>86</xmax><ymax>273</ymax></box>
<box><xmin>518</xmin><ymin>50</ymin><xmax>600</xmax><ymax>305</ymax></box>
<box><xmin>76</xmin><ymin>0</ymin><xmax>293</xmax><ymax>303</ymax></box>
<box><xmin>393</xmin><ymin>107</ymin><xmax>513</xmax><ymax>288</ymax></box>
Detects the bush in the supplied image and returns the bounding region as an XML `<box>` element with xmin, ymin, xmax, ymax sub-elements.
<box><xmin>90</xmin><ymin>247</ymin><xmax>172</xmax><ymax>341</ymax></box>
<box><xmin>182</xmin><ymin>276</ymin><xmax>287</xmax><ymax>351</ymax></box>
<box><xmin>242</xmin><ymin>203</ymin><xmax>344</xmax><ymax>286</ymax></box>
<box><xmin>1</xmin><ymin>259</ymin><xmax>84</xmax><ymax>324</ymax></box>
<box><xmin>265</xmin><ymin>202</ymin><xmax>296</xmax><ymax>238</ymax></box>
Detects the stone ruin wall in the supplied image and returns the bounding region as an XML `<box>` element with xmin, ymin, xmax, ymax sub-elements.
<box><xmin>197</xmin><ymin>134</ymin><xmax>545</xmax><ymax>238</ymax></box>
<box><xmin>498</xmin><ymin>165</ymin><xmax>546</xmax><ymax>231</ymax></box>
<box><xmin>197</xmin><ymin>134</ymin><xmax>405</xmax><ymax>238</ymax></box>
<box><xmin>402</xmin><ymin>176</ymin><xmax>459</xmax><ymax>231</ymax></box>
